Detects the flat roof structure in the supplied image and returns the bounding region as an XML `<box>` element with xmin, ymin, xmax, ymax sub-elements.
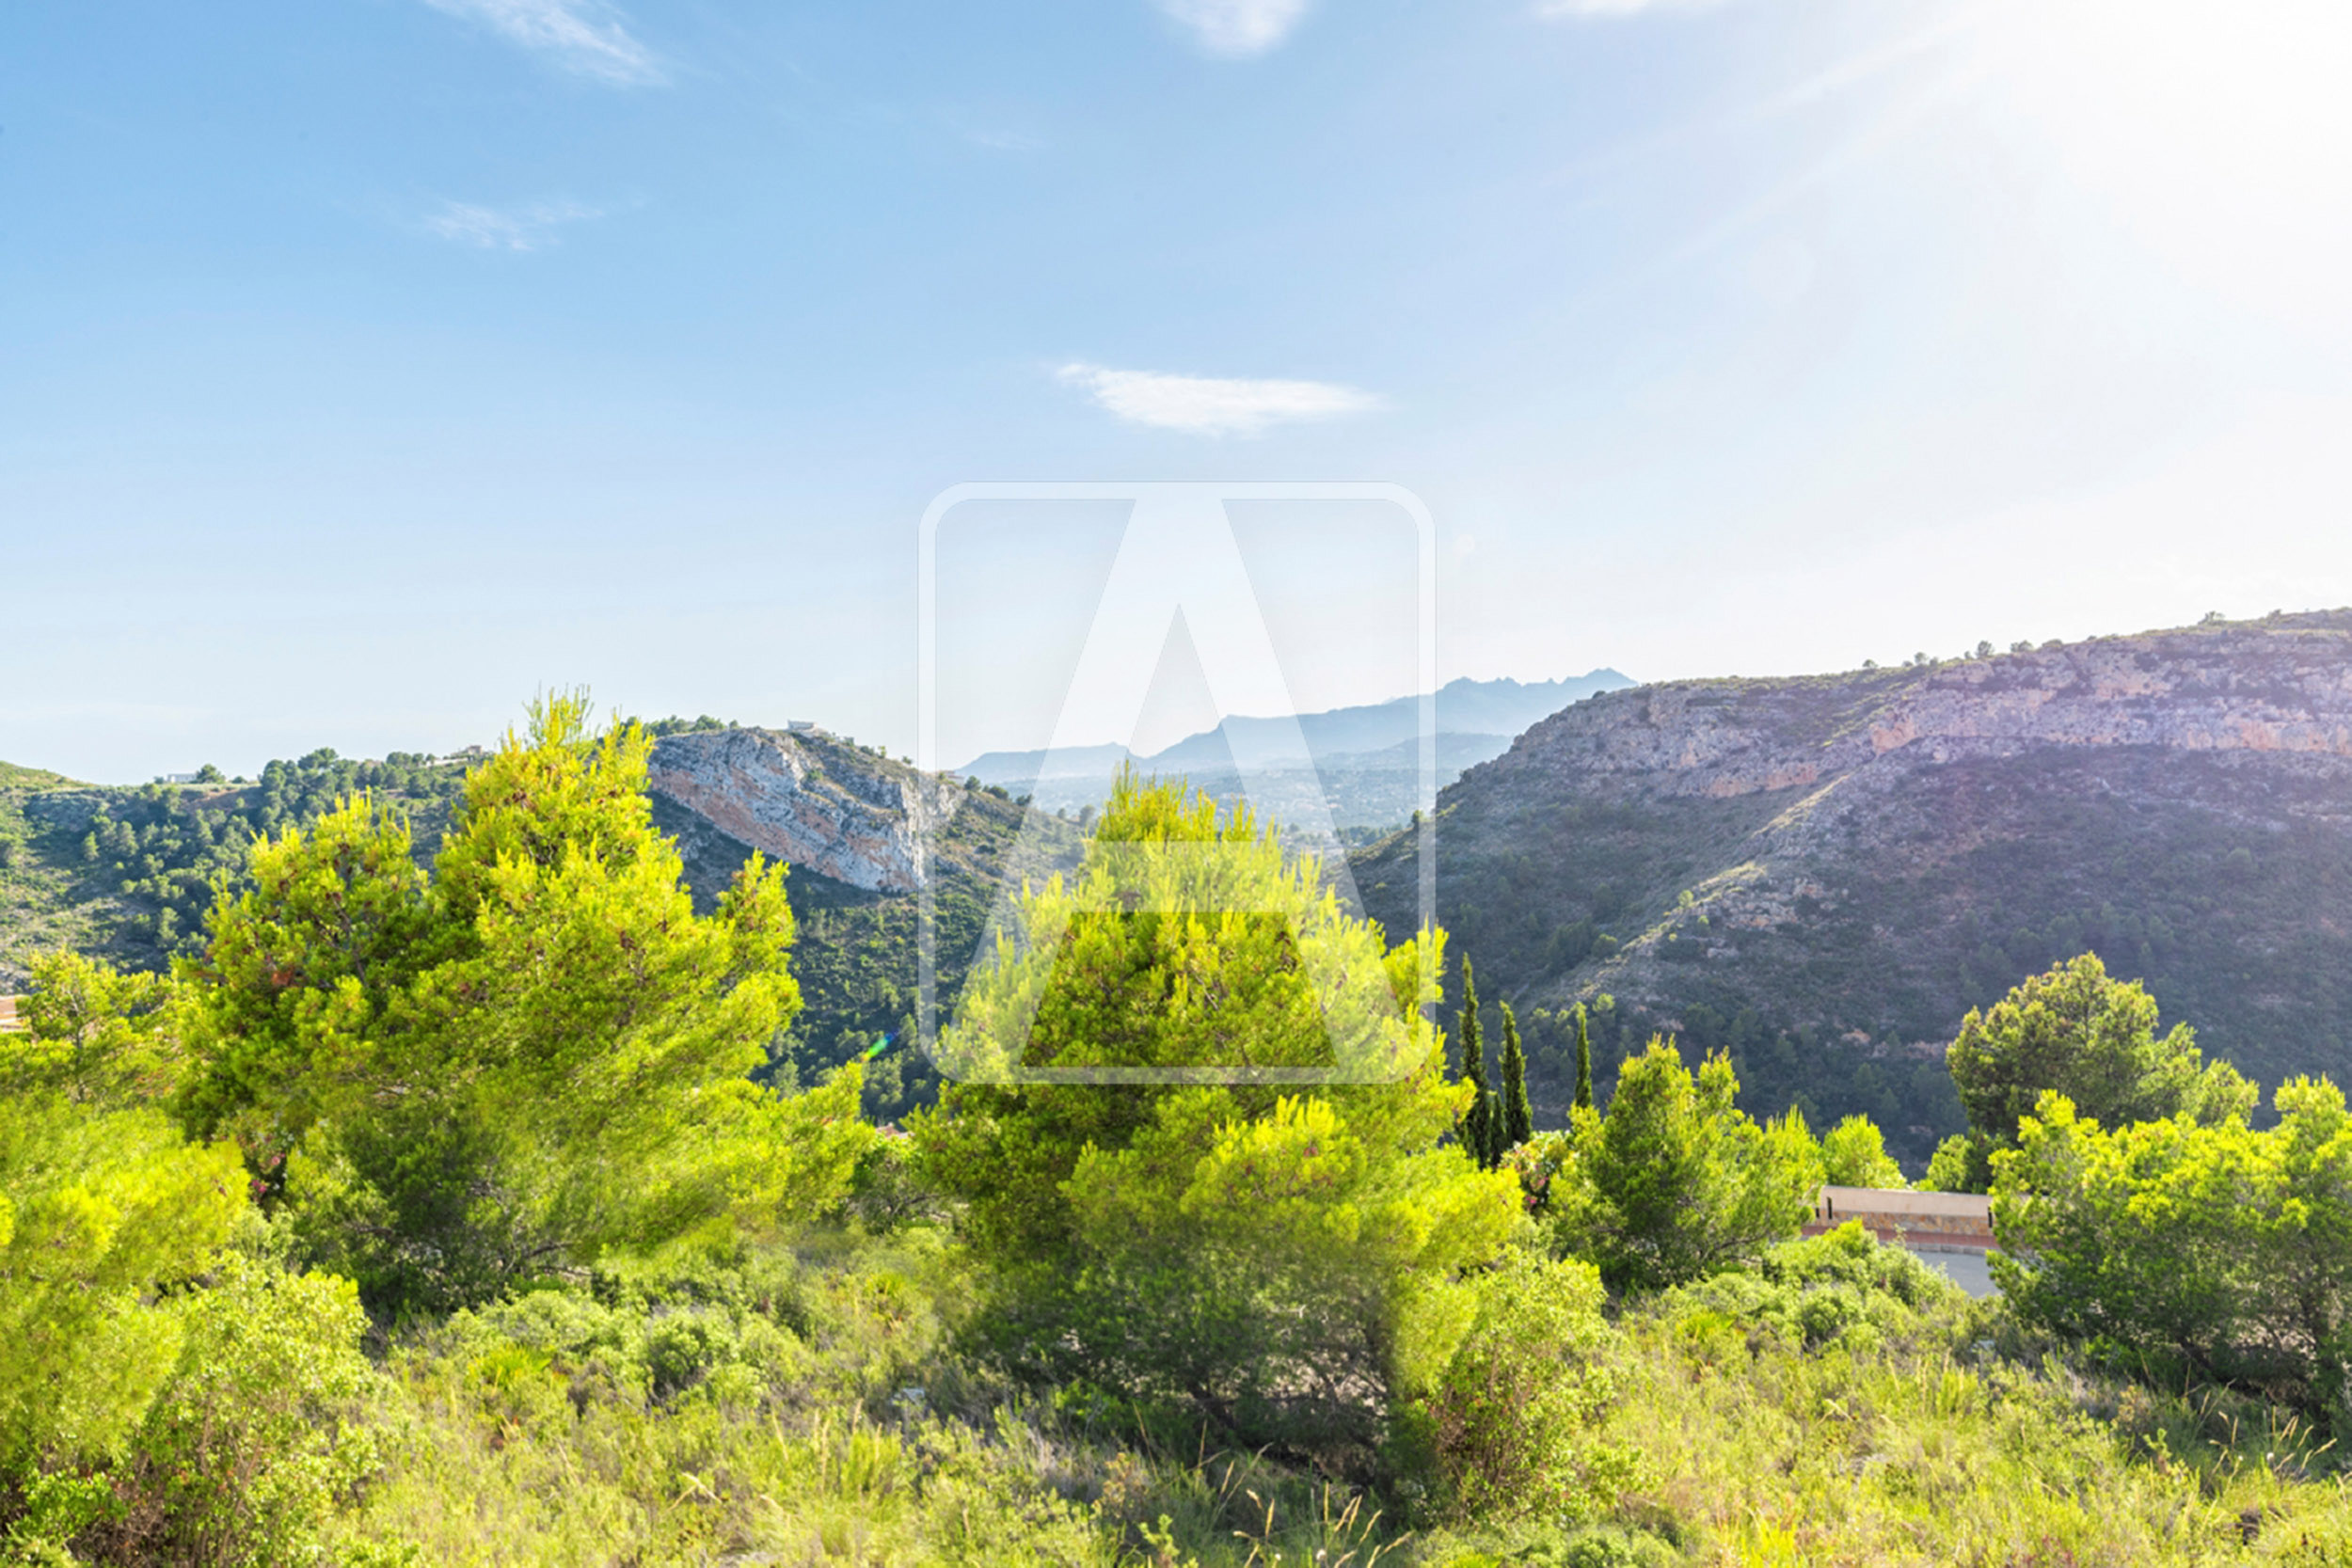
<box><xmin>1804</xmin><ymin>1184</ymin><xmax>2001</xmax><ymax>1299</ymax></box>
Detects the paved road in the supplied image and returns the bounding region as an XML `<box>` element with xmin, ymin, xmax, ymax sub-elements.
<box><xmin>1910</xmin><ymin>1244</ymin><xmax>1999</xmax><ymax>1298</ymax></box>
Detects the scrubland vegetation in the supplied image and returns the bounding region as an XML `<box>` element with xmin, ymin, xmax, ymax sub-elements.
<box><xmin>11</xmin><ymin>702</ymin><xmax>2352</xmax><ymax>1564</ymax></box>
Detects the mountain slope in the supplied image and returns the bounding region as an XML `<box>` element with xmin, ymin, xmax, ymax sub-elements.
<box><xmin>0</xmin><ymin>761</ymin><xmax>84</xmax><ymax>791</ymax></box>
<box><xmin>1352</xmin><ymin>612</ymin><xmax>2352</xmax><ymax>1164</ymax></box>
<box><xmin>647</xmin><ymin>725</ymin><xmax>1079</xmax><ymax>1119</ymax></box>
<box><xmin>0</xmin><ymin>752</ymin><xmax>471</xmax><ymax>989</ymax></box>
<box><xmin>961</xmin><ymin>669</ymin><xmax>1634</xmax><ymax>826</ymax></box>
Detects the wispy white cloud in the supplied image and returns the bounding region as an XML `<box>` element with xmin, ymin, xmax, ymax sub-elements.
<box><xmin>424</xmin><ymin>198</ymin><xmax>604</xmax><ymax>251</ymax></box>
<box><xmin>420</xmin><ymin>0</ymin><xmax>664</xmax><ymax>85</ymax></box>
<box><xmin>1154</xmin><ymin>0</ymin><xmax>1313</xmax><ymax>57</ymax></box>
<box><xmin>1057</xmin><ymin>363</ymin><xmax>1383</xmax><ymax>436</ymax></box>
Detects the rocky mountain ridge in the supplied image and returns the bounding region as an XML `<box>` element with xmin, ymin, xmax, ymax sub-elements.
<box><xmin>1502</xmin><ymin>625</ymin><xmax>2352</xmax><ymax>801</ymax></box>
<box><xmin>647</xmin><ymin>727</ymin><xmax>966</xmax><ymax>895</ymax></box>
<box><xmin>1354</xmin><ymin>611</ymin><xmax>2352</xmax><ymax>1162</ymax></box>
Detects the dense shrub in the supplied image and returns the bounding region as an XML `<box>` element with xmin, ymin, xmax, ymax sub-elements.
<box><xmin>1547</xmin><ymin>1039</ymin><xmax>1816</xmax><ymax>1290</ymax></box>
<box><xmin>0</xmin><ymin>1098</ymin><xmax>244</xmax><ymax>1475</ymax></box>
<box><xmin>3</xmin><ymin>1258</ymin><xmax>387</xmax><ymax>1568</ymax></box>
<box><xmin>1994</xmin><ymin>1076</ymin><xmax>2352</xmax><ymax>1423</ymax></box>
<box><xmin>1817</xmin><ymin>1114</ymin><xmax>1905</xmax><ymax>1188</ymax></box>
<box><xmin>1935</xmin><ymin>953</ymin><xmax>2257</xmax><ymax>1192</ymax></box>
<box><xmin>1661</xmin><ymin>1222</ymin><xmax>1959</xmax><ymax>1358</ymax></box>
<box><xmin>89</xmin><ymin>1260</ymin><xmax>386</xmax><ymax>1568</ymax></box>
<box><xmin>914</xmin><ymin>774</ymin><xmax>1520</xmax><ymax>1465</ymax></box>
<box><xmin>1400</xmin><ymin>1253</ymin><xmax>1637</xmax><ymax>1526</ymax></box>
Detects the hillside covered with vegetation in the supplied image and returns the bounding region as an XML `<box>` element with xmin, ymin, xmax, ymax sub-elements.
<box><xmin>0</xmin><ymin>752</ymin><xmax>475</xmax><ymax>989</ymax></box>
<box><xmin>1356</xmin><ymin>611</ymin><xmax>2352</xmax><ymax>1168</ymax></box>
<box><xmin>0</xmin><ymin>719</ymin><xmax>1042</xmax><ymax>1127</ymax></box>
<box><xmin>14</xmin><ymin>700</ymin><xmax>2352</xmax><ymax>1563</ymax></box>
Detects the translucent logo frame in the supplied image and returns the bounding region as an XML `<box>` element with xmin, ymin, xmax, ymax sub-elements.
<box><xmin>916</xmin><ymin>482</ymin><xmax>1438</xmax><ymax>1085</ymax></box>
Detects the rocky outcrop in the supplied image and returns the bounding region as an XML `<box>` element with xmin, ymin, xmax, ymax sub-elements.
<box><xmin>647</xmin><ymin>728</ymin><xmax>963</xmax><ymax>895</ymax></box>
<box><xmin>1353</xmin><ymin>611</ymin><xmax>2352</xmax><ymax>1160</ymax></box>
<box><xmin>1491</xmin><ymin>616</ymin><xmax>2352</xmax><ymax>804</ymax></box>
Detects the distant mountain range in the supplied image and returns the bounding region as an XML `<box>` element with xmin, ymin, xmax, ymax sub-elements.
<box><xmin>958</xmin><ymin>671</ymin><xmax>1635</xmax><ymax>828</ymax></box>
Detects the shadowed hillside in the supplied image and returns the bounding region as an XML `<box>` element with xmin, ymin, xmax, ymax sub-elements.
<box><xmin>1354</xmin><ymin>610</ymin><xmax>2352</xmax><ymax>1164</ymax></box>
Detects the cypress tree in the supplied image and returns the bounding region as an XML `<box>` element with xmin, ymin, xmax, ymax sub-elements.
<box><xmin>1499</xmin><ymin>1001</ymin><xmax>1534</xmax><ymax>1149</ymax></box>
<box><xmin>1459</xmin><ymin>958</ymin><xmax>1492</xmax><ymax>1166</ymax></box>
<box><xmin>1573</xmin><ymin>1003</ymin><xmax>1596</xmax><ymax>1113</ymax></box>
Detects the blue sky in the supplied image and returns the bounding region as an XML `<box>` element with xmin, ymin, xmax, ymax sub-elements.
<box><xmin>4</xmin><ymin>0</ymin><xmax>2350</xmax><ymax>781</ymax></box>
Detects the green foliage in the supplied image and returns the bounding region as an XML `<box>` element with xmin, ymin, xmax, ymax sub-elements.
<box><xmin>1549</xmin><ymin>1039</ymin><xmax>1817</xmax><ymax>1291</ymax></box>
<box><xmin>1661</xmin><ymin>1223</ymin><xmax>1959</xmax><ymax>1358</ymax></box>
<box><xmin>0</xmin><ymin>1216</ymin><xmax>2332</xmax><ymax>1566</ymax></box>
<box><xmin>1994</xmin><ymin>1075</ymin><xmax>2352</xmax><ymax>1420</ymax></box>
<box><xmin>1943</xmin><ymin>953</ymin><xmax>2256</xmax><ymax>1192</ymax></box>
<box><xmin>1951</xmin><ymin>951</ymin><xmax>2253</xmax><ymax>1139</ymax></box>
<box><xmin>1459</xmin><ymin>958</ymin><xmax>1496</xmax><ymax>1169</ymax></box>
<box><xmin>1571</xmin><ymin>1004</ymin><xmax>1594</xmax><ymax>1114</ymax></box>
<box><xmin>1</xmin><ymin>957</ymin><xmax>248</xmax><ymax>1484</ymax></box>
<box><xmin>175</xmin><ymin>694</ymin><xmax>866</xmax><ymax>1315</ymax></box>
<box><xmin>332</xmin><ymin>1232</ymin><xmax>1123</xmax><ymax>1565</ymax></box>
<box><xmin>1817</xmin><ymin>1114</ymin><xmax>1906</xmax><ymax>1189</ymax></box>
<box><xmin>1607</xmin><ymin>1223</ymin><xmax>2352</xmax><ymax>1564</ymax></box>
<box><xmin>0</xmin><ymin>1095</ymin><xmax>245</xmax><ymax>1473</ymax></box>
<box><xmin>635</xmin><ymin>714</ymin><xmax>734</xmax><ymax>737</ymax></box>
<box><xmin>914</xmin><ymin>772</ymin><xmax>1519</xmax><ymax>1459</ymax></box>
<box><xmin>1498</xmin><ymin>1002</ymin><xmax>1534</xmax><ymax>1151</ymax></box>
<box><xmin>3</xmin><ymin>952</ymin><xmax>179</xmax><ymax>1109</ymax></box>
<box><xmin>173</xmin><ymin>797</ymin><xmax>437</xmax><ymax>1155</ymax></box>
<box><xmin>1400</xmin><ymin>1252</ymin><xmax>1635</xmax><ymax>1526</ymax></box>
<box><xmin>72</xmin><ymin>1259</ymin><xmax>387</xmax><ymax>1568</ymax></box>
<box><xmin>1919</xmin><ymin>1132</ymin><xmax>1987</xmax><ymax>1194</ymax></box>
<box><xmin>0</xmin><ymin>957</ymin><xmax>374</xmax><ymax>1568</ymax></box>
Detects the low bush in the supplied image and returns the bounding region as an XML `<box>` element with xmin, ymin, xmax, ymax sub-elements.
<box><xmin>1398</xmin><ymin>1253</ymin><xmax>1638</xmax><ymax>1527</ymax></box>
<box><xmin>5</xmin><ymin>1258</ymin><xmax>386</xmax><ymax>1568</ymax></box>
<box><xmin>1660</xmin><ymin>1221</ymin><xmax>1960</xmax><ymax>1356</ymax></box>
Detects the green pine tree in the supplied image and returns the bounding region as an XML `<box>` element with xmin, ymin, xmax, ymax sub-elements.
<box><xmin>1573</xmin><ymin>1003</ymin><xmax>1596</xmax><ymax>1113</ymax></box>
<box><xmin>1499</xmin><ymin>1000</ymin><xmax>1534</xmax><ymax>1150</ymax></box>
<box><xmin>1459</xmin><ymin>958</ymin><xmax>1493</xmax><ymax>1167</ymax></box>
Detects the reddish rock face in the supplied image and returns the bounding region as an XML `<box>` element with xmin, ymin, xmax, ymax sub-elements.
<box><xmin>647</xmin><ymin>727</ymin><xmax>964</xmax><ymax>895</ymax></box>
<box><xmin>1492</xmin><ymin>620</ymin><xmax>2352</xmax><ymax>804</ymax></box>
